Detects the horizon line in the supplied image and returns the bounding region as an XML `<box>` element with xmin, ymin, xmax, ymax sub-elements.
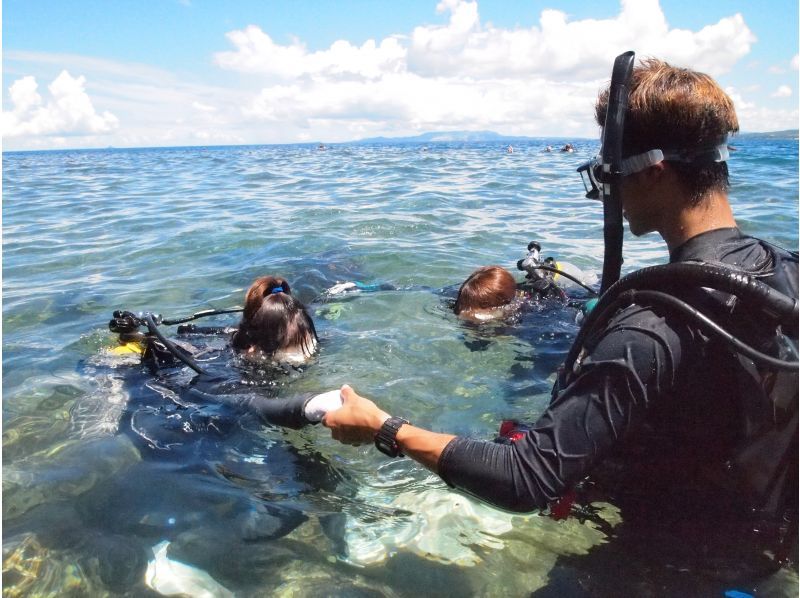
<box><xmin>3</xmin><ymin>129</ymin><xmax>797</xmax><ymax>155</ymax></box>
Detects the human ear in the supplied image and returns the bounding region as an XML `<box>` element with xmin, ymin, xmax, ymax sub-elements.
<box><xmin>637</xmin><ymin>161</ymin><xmax>667</xmax><ymax>191</ymax></box>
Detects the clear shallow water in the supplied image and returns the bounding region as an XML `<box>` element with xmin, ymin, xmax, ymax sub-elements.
<box><xmin>3</xmin><ymin>137</ymin><xmax>798</xmax><ymax>596</ymax></box>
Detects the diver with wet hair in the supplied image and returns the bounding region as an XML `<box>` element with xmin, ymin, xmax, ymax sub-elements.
<box><xmin>453</xmin><ymin>258</ymin><xmax>595</xmax><ymax>323</ymax></box>
<box><xmin>322</xmin><ymin>54</ymin><xmax>798</xmax><ymax>590</ymax></box>
<box><xmin>102</xmin><ymin>275</ymin><xmax>350</xmax><ymax>583</ymax></box>
<box><xmin>454</xmin><ymin>266</ymin><xmax>519</xmax><ymax>321</ymax></box>
<box><xmin>110</xmin><ymin>275</ymin><xmax>342</xmax><ymax>430</ymax></box>
<box><xmin>231</xmin><ymin>275</ymin><xmax>318</xmax><ymax>364</ymax></box>
<box><xmin>324</xmin><ymin>245</ymin><xmax>595</xmax><ymax>325</ymax></box>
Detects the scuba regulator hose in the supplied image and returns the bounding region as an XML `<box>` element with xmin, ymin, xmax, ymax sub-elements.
<box><xmin>110</xmin><ymin>307</ymin><xmax>245</xmax><ymax>377</ymax></box>
<box><xmin>565</xmin><ymin>262</ymin><xmax>799</xmax><ymax>372</ymax></box>
<box><xmin>161</xmin><ymin>307</ymin><xmax>243</xmax><ymax>326</ymax></box>
<box><xmin>144</xmin><ymin>314</ymin><xmax>210</xmax><ymax>376</ymax></box>
<box><xmin>525</xmin><ymin>264</ymin><xmax>599</xmax><ymax>296</ymax></box>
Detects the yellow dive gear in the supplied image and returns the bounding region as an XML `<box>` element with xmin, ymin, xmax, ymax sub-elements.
<box><xmin>110</xmin><ymin>341</ymin><xmax>145</xmax><ymax>355</ymax></box>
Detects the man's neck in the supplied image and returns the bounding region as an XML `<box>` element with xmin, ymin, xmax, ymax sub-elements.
<box><xmin>660</xmin><ymin>190</ymin><xmax>737</xmax><ymax>252</ymax></box>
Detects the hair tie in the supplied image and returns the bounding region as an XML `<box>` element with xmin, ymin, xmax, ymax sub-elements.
<box><xmin>271</xmin><ymin>286</ymin><xmax>284</xmax><ymax>294</ymax></box>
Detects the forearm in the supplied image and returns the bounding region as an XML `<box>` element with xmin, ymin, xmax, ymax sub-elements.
<box><xmin>394</xmin><ymin>424</ymin><xmax>456</xmax><ymax>473</ymax></box>
<box><xmin>323</xmin><ymin>385</ymin><xmax>454</xmax><ymax>471</ymax></box>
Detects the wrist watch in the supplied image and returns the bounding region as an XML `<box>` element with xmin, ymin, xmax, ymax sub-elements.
<box><xmin>374</xmin><ymin>416</ymin><xmax>409</xmax><ymax>457</ymax></box>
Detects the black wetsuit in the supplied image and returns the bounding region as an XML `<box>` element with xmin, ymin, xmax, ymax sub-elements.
<box><xmin>439</xmin><ymin>228</ymin><xmax>798</xmax><ymax>572</ymax></box>
<box><xmin>141</xmin><ymin>332</ymin><xmax>317</xmax><ymax>430</ymax></box>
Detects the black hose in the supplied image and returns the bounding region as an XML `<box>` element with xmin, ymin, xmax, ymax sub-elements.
<box><xmin>526</xmin><ymin>265</ymin><xmax>599</xmax><ymax>296</ymax></box>
<box><xmin>608</xmin><ymin>263</ymin><xmax>797</xmax><ymax>321</ymax></box>
<box><xmin>145</xmin><ymin>314</ymin><xmax>209</xmax><ymax>376</ymax></box>
<box><xmin>631</xmin><ymin>290</ymin><xmax>798</xmax><ymax>370</ymax></box>
<box><xmin>162</xmin><ymin>307</ymin><xmax>243</xmax><ymax>326</ymax></box>
<box><xmin>565</xmin><ymin>262</ymin><xmax>799</xmax><ymax>372</ymax></box>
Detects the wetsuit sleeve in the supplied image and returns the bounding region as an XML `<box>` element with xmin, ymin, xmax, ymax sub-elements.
<box><xmin>188</xmin><ymin>389</ymin><xmax>315</xmax><ymax>429</ymax></box>
<box><xmin>438</xmin><ymin>304</ymin><xmax>687</xmax><ymax>512</ymax></box>
<box><xmin>237</xmin><ymin>394</ymin><xmax>315</xmax><ymax>429</ymax></box>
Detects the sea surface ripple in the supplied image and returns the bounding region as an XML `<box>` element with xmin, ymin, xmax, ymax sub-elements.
<box><xmin>3</xmin><ymin>137</ymin><xmax>798</xmax><ymax>595</ymax></box>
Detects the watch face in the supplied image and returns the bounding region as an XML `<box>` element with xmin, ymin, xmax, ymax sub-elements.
<box><xmin>374</xmin><ymin>417</ymin><xmax>407</xmax><ymax>457</ymax></box>
<box><xmin>375</xmin><ymin>436</ymin><xmax>399</xmax><ymax>457</ymax></box>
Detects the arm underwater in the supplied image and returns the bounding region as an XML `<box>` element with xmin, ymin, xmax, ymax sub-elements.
<box><xmin>107</xmin><ymin>308</ymin><xmax>343</xmax><ymax>429</ymax></box>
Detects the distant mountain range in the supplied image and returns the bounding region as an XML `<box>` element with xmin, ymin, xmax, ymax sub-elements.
<box><xmin>345</xmin><ymin>129</ymin><xmax>798</xmax><ymax>145</ymax></box>
<box><xmin>737</xmin><ymin>129</ymin><xmax>798</xmax><ymax>139</ymax></box>
<box><xmin>347</xmin><ymin>130</ymin><xmax>571</xmax><ymax>144</ymax></box>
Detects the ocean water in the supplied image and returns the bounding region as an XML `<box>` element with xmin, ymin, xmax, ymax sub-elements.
<box><xmin>3</xmin><ymin>137</ymin><xmax>798</xmax><ymax>596</ymax></box>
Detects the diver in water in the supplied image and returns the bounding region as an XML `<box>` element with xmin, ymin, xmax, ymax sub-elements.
<box><xmin>453</xmin><ymin>257</ymin><xmax>596</xmax><ymax>322</ymax></box>
<box><xmin>110</xmin><ymin>275</ymin><xmax>343</xmax><ymax>430</ymax></box>
<box><xmin>454</xmin><ymin>266</ymin><xmax>519</xmax><ymax>321</ymax></box>
<box><xmin>324</xmin><ymin>243</ymin><xmax>596</xmax><ymax>322</ymax></box>
<box><xmin>231</xmin><ymin>275</ymin><xmax>318</xmax><ymax>365</ymax></box>
<box><xmin>322</xmin><ymin>55</ymin><xmax>798</xmax><ymax>590</ymax></box>
<box><xmin>98</xmin><ymin>275</ymin><xmax>351</xmax><ymax>586</ymax></box>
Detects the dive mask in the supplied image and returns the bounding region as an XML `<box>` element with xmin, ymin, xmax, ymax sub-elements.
<box><xmin>578</xmin><ymin>143</ymin><xmax>729</xmax><ymax>201</ymax></box>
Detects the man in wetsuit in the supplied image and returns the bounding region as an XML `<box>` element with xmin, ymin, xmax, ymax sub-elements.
<box><xmin>323</xmin><ymin>59</ymin><xmax>798</xmax><ymax>588</ymax></box>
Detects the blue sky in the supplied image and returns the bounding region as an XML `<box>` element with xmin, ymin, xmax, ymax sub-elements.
<box><xmin>3</xmin><ymin>0</ymin><xmax>798</xmax><ymax>150</ymax></box>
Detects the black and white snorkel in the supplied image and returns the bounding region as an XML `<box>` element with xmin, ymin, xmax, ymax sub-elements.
<box><xmin>577</xmin><ymin>50</ymin><xmax>635</xmax><ymax>295</ymax></box>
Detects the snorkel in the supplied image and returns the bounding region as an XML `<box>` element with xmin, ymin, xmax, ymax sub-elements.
<box><xmin>577</xmin><ymin>51</ymin><xmax>635</xmax><ymax>294</ymax></box>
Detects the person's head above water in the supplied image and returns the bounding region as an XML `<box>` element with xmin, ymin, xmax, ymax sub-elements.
<box><xmin>595</xmin><ymin>58</ymin><xmax>738</xmax><ymax>211</ymax></box>
<box><xmin>454</xmin><ymin>266</ymin><xmax>517</xmax><ymax>320</ymax></box>
<box><xmin>232</xmin><ymin>275</ymin><xmax>318</xmax><ymax>363</ymax></box>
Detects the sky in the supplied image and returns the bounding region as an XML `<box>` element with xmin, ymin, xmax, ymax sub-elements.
<box><xmin>3</xmin><ymin>0</ymin><xmax>798</xmax><ymax>151</ymax></box>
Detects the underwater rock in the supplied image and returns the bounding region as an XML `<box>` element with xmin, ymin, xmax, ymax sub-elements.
<box><xmin>2</xmin><ymin>535</ymin><xmax>95</xmax><ymax>597</ymax></box>
<box><xmin>343</xmin><ymin>486</ymin><xmax>518</xmax><ymax>567</ymax></box>
<box><xmin>2</xmin><ymin>413</ymin><xmax>71</xmax><ymax>462</ymax></box>
<box><xmin>2</xmin><ymin>435</ymin><xmax>140</xmax><ymax>520</ymax></box>
<box><xmin>78</xmin><ymin>532</ymin><xmax>150</xmax><ymax>592</ymax></box>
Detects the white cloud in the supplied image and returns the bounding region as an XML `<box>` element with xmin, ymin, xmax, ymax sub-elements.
<box><xmin>217</xmin><ymin>0</ymin><xmax>754</xmax><ymax>82</ymax></box>
<box><xmin>727</xmin><ymin>85</ymin><xmax>798</xmax><ymax>132</ymax></box>
<box><xmin>3</xmin><ymin>52</ymin><xmax>253</xmax><ymax>149</ymax></box>
<box><xmin>792</xmin><ymin>54</ymin><xmax>799</xmax><ymax>70</ymax></box>
<box><xmin>771</xmin><ymin>85</ymin><xmax>792</xmax><ymax>98</ymax></box>
<box><xmin>212</xmin><ymin>0</ymin><xmax>757</xmax><ymax>144</ymax></box>
<box><xmin>6</xmin><ymin>1</ymin><xmax>783</xmax><ymax>149</ymax></box>
<box><xmin>405</xmin><ymin>0</ymin><xmax>752</xmax><ymax>79</ymax></box>
<box><xmin>192</xmin><ymin>101</ymin><xmax>217</xmax><ymax>112</ymax></box>
<box><xmin>2</xmin><ymin>70</ymin><xmax>118</xmax><ymax>138</ymax></box>
<box><xmin>214</xmin><ymin>25</ymin><xmax>406</xmax><ymax>80</ymax></box>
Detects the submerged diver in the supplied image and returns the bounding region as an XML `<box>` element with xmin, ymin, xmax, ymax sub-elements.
<box><xmin>322</xmin><ymin>56</ymin><xmax>798</xmax><ymax>589</ymax></box>
<box><xmin>94</xmin><ymin>275</ymin><xmax>352</xmax><ymax>589</ymax></box>
<box><xmin>454</xmin><ymin>266</ymin><xmax>519</xmax><ymax>321</ymax></box>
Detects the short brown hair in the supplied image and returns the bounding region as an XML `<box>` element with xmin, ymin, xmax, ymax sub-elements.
<box><xmin>595</xmin><ymin>58</ymin><xmax>739</xmax><ymax>203</ymax></box>
<box><xmin>454</xmin><ymin>266</ymin><xmax>516</xmax><ymax>315</ymax></box>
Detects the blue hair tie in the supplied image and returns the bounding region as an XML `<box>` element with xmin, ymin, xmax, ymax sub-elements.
<box><xmin>271</xmin><ymin>286</ymin><xmax>284</xmax><ymax>294</ymax></box>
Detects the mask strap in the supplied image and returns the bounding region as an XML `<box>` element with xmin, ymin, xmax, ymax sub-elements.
<box><xmin>621</xmin><ymin>143</ymin><xmax>729</xmax><ymax>176</ymax></box>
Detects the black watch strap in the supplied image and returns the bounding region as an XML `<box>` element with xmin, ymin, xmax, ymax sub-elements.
<box><xmin>374</xmin><ymin>416</ymin><xmax>409</xmax><ymax>458</ymax></box>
